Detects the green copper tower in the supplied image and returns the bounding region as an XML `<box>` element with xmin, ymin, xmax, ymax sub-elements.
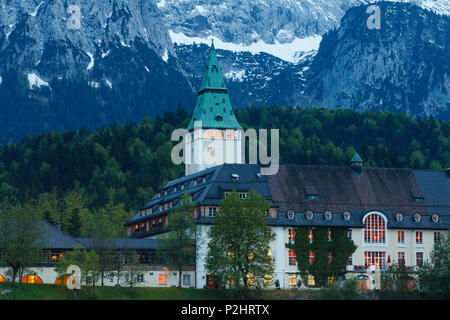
<box><xmin>187</xmin><ymin>42</ymin><xmax>241</xmax><ymax>131</ymax></box>
<box><xmin>185</xmin><ymin>42</ymin><xmax>243</xmax><ymax>176</ymax></box>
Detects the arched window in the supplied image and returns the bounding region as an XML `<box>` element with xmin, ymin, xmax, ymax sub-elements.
<box><xmin>21</xmin><ymin>274</ymin><xmax>43</xmax><ymax>284</ymax></box>
<box><xmin>55</xmin><ymin>275</ymin><xmax>69</xmax><ymax>285</ymax></box>
<box><xmin>363</xmin><ymin>212</ymin><xmax>386</xmax><ymax>244</ymax></box>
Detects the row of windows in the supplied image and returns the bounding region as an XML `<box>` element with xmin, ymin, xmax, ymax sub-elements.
<box><xmin>288</xmin><ymin>250</ymin><xmax>334</xmax><ymax>266</ymax></box>
<box><xmin>287</xmin><ymin>228</ymin><xmax>350</xmax><ymax>244</ymax></box>
<box><xmin>397</xmin><ymin>231</ymin><xmax>440</xmax><ymax>245</ymax></box>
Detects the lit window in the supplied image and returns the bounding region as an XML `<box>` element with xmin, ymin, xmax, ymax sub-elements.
<box><xmin>416</xmin><ymin>231</ymin><xmax>423</xmax><ymax>245</ymax></box>
<box><xmin>246</xmin><ymin>274</ymin><xmax>255</xmax><ymax>286</ymax></box>
<box><xmin>208</xmin><ymin>207</ymin><xmax>217</xmax><ymax>217</ymax></box>
<box><xmin>398</xmin><ymin>231</ymin><xmax>405</xmax><ymax>244</ymax></box>
<box><xmin>416</xmin><ymin>252</ymin><xmax>423</xmax><ymax>266</ymax></box>
<box><xmin>398</xmin><ymin>252</ymin><xmax>405</xmax><ymax>265</ymax></box>
<box><xmin>288</xmin><ymin>228</ymin><xmax>295</xmax><ymax>243</ymax></box>
<box><xmin>308</xmin><ymin>229</ymin><xmax>314</xmax><ymax>243</ymax></box>
<box><xmin>21</xmin><ymin>274</ymin><xmax>43</xmax><ymax>284</ymax></box>
<box><xmin>158</xmin><ymin>274</ymin><xmax>167</xmax><ymax>285</ymax></box>
<box><xmin>328</xmin><ymin>252</ymin><xmax>333</xmax><ymax>264</ymax></box>
<box><xmin>363</xmin><ymin>213</ymin><xmax>386</xmax><ymax>244</ymax></box>
<box><xmin>0</xmin><ymin>275</ymin><xmax>6</xmax><ymax>282</ymax></box>
<box><xmin>327</xmin><ymin>276</ymin><xmax>334</xmax><ymax>285</ymax></box>
<box><xmin>364</xmin><ymin>251</ymin><xmax>386</xmax><ymax>269</ymax></box>
<box><xmin>288</xmin><ymin>275</ymin><xmax>297</xmax><ymax>286</ymax></box>
<box><xmin>264</xmin><ymin>275</ymin><xmax>273</xmax><ymax>286</ymax></box>
<box><xmin>288</xmin><ymin>250</ymin><xmax>296</xmax><ymax>266</ymax></box>
<box><xmin>265</xmin><ymin>249</ymin><xmax>272</xmax><ymax>265</ymax></box>
<box><xmin>328</xmin><ymin>229</ymin><xmax>332</xmax><ymax>241</ymax></box>
<box><xmin>216</xmin><ymin>131</ymin><xmax>224</xmax><ymax>139</ymax></box>
<box><xmin>434</xmin><ymin>232</ymin><xmax>440</xmax><ymax>244</ymax></box>
<box><xmin>204</xmin><ymin>131</ymin><xmax>214</xmax><ymax>139</ymax></box>
<box><xmin>307</xmin><ymin>275</ymin><xmax>315</xmax><ymax>286</ymax></box>
<box><xmin>309</xmin><ymin>250</ymin><xmax>315</xmax><ymax>264</ymax></box>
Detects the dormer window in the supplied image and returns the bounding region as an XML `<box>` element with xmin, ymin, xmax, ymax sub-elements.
<box><xmin>181</xmin><ymin>184</ymin><xmax>185</xmax><ymax>190</ymax></box>
<box><xmin>174</xmin><ymin>187</ymin><xmax>177</xmax><ymax>193</ymax></box>
<box><xmin>202</xmin><ymin>177</ymin><xmax>207</xmax><ymax>183</ymax></box>
<box><xmin>193</xmin><ymin>180</ymin><xmax>197</xmax><ymax>186</ymax></box>
<box><xmin>305</xmin><ymin>186</ymin><xmax>318</xmax><ymax>200</ymax></box>
<box><xmin>396</xmin><ymin>213</ymin><xmax>404</xmax><ymax>222</ymax></box>
<box><xmin>411</xmin><ymin>189</ymin><xmax>424</xmax><ymax>203</ymax></box>
<box><xmin>239</xmin><ymin>192</ymin><xmax>248</xmax><ymax>199</ymax></box>
<box><xmin>231</xmin><ymin>173</ymin><xmax>239</xmax><ymax>181</ymax></box>
<box><xmin>306</xmin><ymin>211</ymin><xmax>314</xmax><ymax>220</ymax></box>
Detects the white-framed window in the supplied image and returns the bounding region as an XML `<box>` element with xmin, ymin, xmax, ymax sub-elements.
<box><xmin>288</xmin><ymin>250</ymin><xmax>296</xmax><ymax>266</ymax></box>
<box><xmin>239</xmin><ymin>192</ymin><xmax>248</xmax><ymax>199</ymax></box>
<box><xmin>308</xmin><ymin>250</ymin><xmax>315</xmax><ymax>264</ymax></box>
<box><xmin>364</xmin><ymin>251</ymin><xmax>386</xmax><ymax>269</ymax></box>
<box><xmin>208</xmin><ymin>207</ymin><xmax>217</xmax><ymax>217</ymax></box>
<box><xmin>288</xmin><ymin>274</ymin><xmax>297</xmax><ymax>287</ymax></box>
<box><xmin>398</xmin><ymin>252</ymin><xmax>405</xmax><ymax>265</ymax></box>
<box><xmin>434</xmin><ymin>232</ymin><xmax>440</xmax><ymax>244</ymax></box>
<box><xmin>224</xmin><ymin>191</ymin><xmax>231</xmax><ymax>198</ymax></box>
<box><xmin>288</xmin><ymin>228</ymin><xmax>295</xmax><ymax>244</ymax></box>
<box><xmin>137</xmin><ymin>274</ymin><xmax>144</xmax><ymax>282</ymax></box>
<box><xmin>183</xmin><ymin>274</ymin><xmax>191</xmax><ymax>286</ymax></box>
<box><xmin>416</xmin><ymin>252</ymin><xmax>424</xmax><ymax>266</ymax></box>
<box><xmin>363</xmin><ymin>212</ymin><xmax>386</xmax><ymax>245</ymax></box>
<box><xmin>397</xmin><ymin>231</ymin><xmax>405</xmax><ymax>246</ymax></box>
<box><xmin>348</xmin><ymin>254</ymin><xmax>353</xmax><ymax>266</ymax></box>
<box><xmin>416</xmin><ymin>231</ymin><xmax>423</xmax><ymax>246</ymax></box>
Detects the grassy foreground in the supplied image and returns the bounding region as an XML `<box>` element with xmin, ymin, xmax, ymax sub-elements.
<box><xmin>0</xmin><ymin>282</ymin><xmax>329</xmax><ymax>300</ymax></box>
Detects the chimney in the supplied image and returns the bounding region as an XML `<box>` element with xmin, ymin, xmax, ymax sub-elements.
<box><xmin>350</xmin><ymin>153</ymin><xmax>363</xmax><ymax>176</ymax></box>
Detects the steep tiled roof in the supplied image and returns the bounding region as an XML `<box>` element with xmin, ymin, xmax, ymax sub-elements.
<box><xmin>267</xmin><ymin>165</ymin><xmax>450</xmax><ymax>229</ymax></box>
<box><xmin>186</xmin><ymin>43</ymin><xmax>241</xmax><ymax>130</ymax></box>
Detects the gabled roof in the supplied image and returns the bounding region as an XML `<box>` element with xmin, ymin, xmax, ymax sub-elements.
<box><xmin>186</xmin><ymin>43</ymin><xmax>241</xmax><ymax>130</ymax></box>
<box><xmin>351</xmin><ymin>153</ymin><xmax>363</xmax><ymax>162</ymax></box>
<box><xmin>39</xmin><ymin>221</ymin><xmax>86</xmax><ymax>249</ymax></box>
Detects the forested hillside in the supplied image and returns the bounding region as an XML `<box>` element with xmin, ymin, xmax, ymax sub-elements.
<box><xmin>0</xmin><ymin>106</ymin><xmax>449</xmax><ymax>236</ymax></box>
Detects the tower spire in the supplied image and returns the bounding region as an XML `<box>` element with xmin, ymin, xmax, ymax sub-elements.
<box><xmin>187</xmin><ymin>43</ymin><xmax>241</xmax><ymax>131</ymax></box>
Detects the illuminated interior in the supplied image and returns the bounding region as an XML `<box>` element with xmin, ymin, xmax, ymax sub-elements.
<box><xmin>0</xmin><ymin>274</ymin><xmax>6</xmax><ymax>282</ymax></box>
<box><xmin>21</xmin><ymin>274</ymin><xmax>43</xmax><ymax>284</ymax></box>
<box><xmin>54</xmin><ymin>276</ymin><xmax>69</xmax><ymax>285</ymax></box>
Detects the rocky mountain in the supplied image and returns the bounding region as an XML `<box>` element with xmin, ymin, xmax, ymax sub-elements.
<box><xmin>0</xmin><ymin>1</ymin><xmax>448</xmax><ymax>144</ymax></box>
<box><xmin>304</xmin><ymin>2</ymin><xmax>449</xmax><ymax>119</ymax></box>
